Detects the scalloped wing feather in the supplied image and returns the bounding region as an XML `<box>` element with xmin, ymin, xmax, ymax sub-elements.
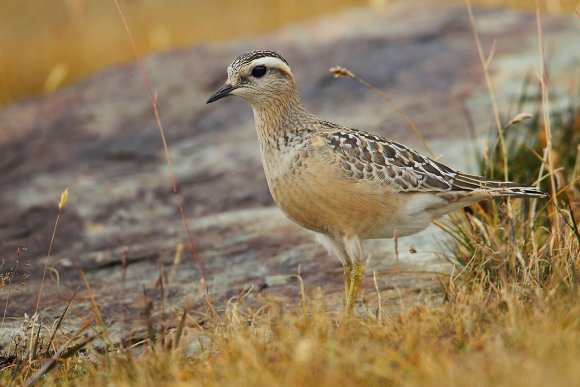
<box><xmin>322</xmin><ymin>129</ymin><xmax>545</xmax><ymax>198</ymax></box>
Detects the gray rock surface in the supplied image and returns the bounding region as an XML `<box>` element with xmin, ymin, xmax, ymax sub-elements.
<box><xmin>1</xmin><ymin>1</ymin><xmax>578</xmax><ymax>343</ymax></box>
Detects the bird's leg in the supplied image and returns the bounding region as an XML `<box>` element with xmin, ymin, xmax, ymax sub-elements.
<box><xmin>343</xmin><ymin>236</ymin><xmax>364</xmax><ymax>313</ymax></box>
<box><xmin>345</xmin><ymin>261</ymin><xmax>364</xmax><ymax>312</ymax></box>
<box><xmin>343</xmin><ymin>262</ymin><xmax>352</xmax><ymax>305</ymax></box>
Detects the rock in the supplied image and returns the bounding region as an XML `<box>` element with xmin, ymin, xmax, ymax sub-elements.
<box><xmin>0</xmin><ymin>1</ymin><xmax>578</xmax><ymax>344</ymax></box>
<box><xmin>181</xmin><ymin>332</ymin><xmax>212</xmax><ymax>358</ymax></box>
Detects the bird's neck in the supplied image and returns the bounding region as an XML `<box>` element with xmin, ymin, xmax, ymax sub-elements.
<box><xmin>251</xmin><ymin>91</ymin><xmax>315</xmax><ymax>185</ymax></box>
<box><xmin>251</xmin><ymin>91</ymin><xmax>313</xmax><ymax>144</ymax></box>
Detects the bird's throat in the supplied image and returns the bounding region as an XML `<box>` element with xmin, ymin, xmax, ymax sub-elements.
<box><xmin>251</xmin><ymin>93</ymin><xmax>311</xmax><ymax>143</ymax></box>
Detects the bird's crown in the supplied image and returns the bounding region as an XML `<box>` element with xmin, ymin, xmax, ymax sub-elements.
<box><xmin>229</xmin><ymin>50</ymin><xmax>289</xmax><ymax>71</ymax></box>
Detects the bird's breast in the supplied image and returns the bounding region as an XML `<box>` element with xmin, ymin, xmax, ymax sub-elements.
<box><xmin>265</xmin><ymin>150</ymin><xmax>401</xmax><ymax>238</ymax></box>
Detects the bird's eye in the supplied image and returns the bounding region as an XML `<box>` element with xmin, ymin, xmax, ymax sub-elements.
<box><xmin>251</xmin><ymin>65</ymin><xmax>267</xmax><ymax>78</ymax></box>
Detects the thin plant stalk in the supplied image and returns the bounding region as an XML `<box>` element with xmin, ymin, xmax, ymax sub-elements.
<box><xmin>112</xmin><ymin>0</ymin><xmax>218</xmax><ymax>319</ymax></box>
<box><xmin>34</xmin><ymin>188</ymin><xmax>69</xmax><ymax>315</ymax></box>
<box><xmin>465</xmin><ymin>0</ymin><xmax>508</xmax><ymax>182</ymax></box>
<box><xmin>536</xmin><ymin>0</ymin><xmax>561</xmax><ymax>242</ymax></box>
<box><xmin>329</xmin><ymin>66</ymin><xmax>434</xmax><ymax>156</ymax></box>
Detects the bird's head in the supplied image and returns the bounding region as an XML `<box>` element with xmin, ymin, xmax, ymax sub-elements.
<box><xmin>206</xmin><ymin>50</ymin><xmax>296</xmax><ymax>107</ymax></box>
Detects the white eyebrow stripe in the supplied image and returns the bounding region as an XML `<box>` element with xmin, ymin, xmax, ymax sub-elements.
<box><xmin>249</xmin><ymin>57</ymin><xmax>292</xmax><ymax>75</ymax></box>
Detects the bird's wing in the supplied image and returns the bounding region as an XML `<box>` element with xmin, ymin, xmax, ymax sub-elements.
<box><xmin>322</xmin><ymin>129</ymin><xmax>457</xmax><ymax>192</ymax></box>
<box><xmin>321</xmin><ymin>129</ymin><xmax>544</xmax><ymax>197</ymax></box>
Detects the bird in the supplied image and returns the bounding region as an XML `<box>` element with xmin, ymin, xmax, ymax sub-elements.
<box><xmin>206</xmin><ymin>50</ymin><xmax>545</xmax><ymax>312</ymax></box>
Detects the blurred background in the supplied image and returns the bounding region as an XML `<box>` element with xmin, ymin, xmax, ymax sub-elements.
<box><xmin>0</xmin><ymin>0</ymin><xmax>577</xmax><ymax>108</ymax></box>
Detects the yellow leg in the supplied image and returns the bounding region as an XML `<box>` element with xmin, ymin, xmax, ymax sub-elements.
<box><xmin>343</xmin><ymin>262</ymin><xmax>352</xmax><ymax>305</ymax></box>
<box><xmin>345</xmin><ymin>261</ymin><xmax>365</xmax><ymax>313</ymax></box>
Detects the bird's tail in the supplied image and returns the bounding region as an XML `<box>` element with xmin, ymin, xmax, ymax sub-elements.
<box><xmin>452</xmin><ymin>172</ymin><xmax>546</xmax><ymax>198</ymax></box>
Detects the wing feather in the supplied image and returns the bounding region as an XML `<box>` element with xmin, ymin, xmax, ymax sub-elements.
<box><xmin>322</xmin><ymin>128</ymin><xmax>544</xmax><ymax>198</ymax></box>
<box><xmin>324</xmin><ymin>129</ymin><xmax>456</xmax><ymax>192</ymax></box>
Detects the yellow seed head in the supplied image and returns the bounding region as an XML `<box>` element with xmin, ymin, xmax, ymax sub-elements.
<box><xmin>58</xmin><ymin>188</ymin><xmax>70</xmax><ymax>210</ymax></box>
<box><xmin>329</xmin><ymin>66</ymin><xmax>353</xmax><ymax>78</ymax></box>
<box><xmin>505</xmin><ymin>112</ymin><xmax>533</xmax><ymax>129</ymax></box>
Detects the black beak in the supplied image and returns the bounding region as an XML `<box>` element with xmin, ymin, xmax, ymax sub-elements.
<box><xmin>206</xmin><ymin>84</ymin><xmax>236</xmax><ymax>104</ymax></box>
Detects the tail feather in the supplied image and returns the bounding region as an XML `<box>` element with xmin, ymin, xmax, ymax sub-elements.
<box><xmin>452</xmin><ymin>172</ymin><xmax>546</xmax><ymax>198</ymax></box>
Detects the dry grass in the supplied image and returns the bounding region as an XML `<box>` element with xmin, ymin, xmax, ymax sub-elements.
<box><xmin>0</xmin><ymin>0</ymin><xmax>578</xmax><ymax>107</ymax></box>
<box><xmin>2</xmin><ymin>275</ymin><xmax>578</xmax><ymax>386</ymax></box>
<box><xmin>24</xmin><ymin>293</ymin><xmax>578</xmax><ymax>386</ymax></box>
<box><xmin>0</xmin><ymin>0</ymin><xmax>368</xmax><ymax>106</ymax></box>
